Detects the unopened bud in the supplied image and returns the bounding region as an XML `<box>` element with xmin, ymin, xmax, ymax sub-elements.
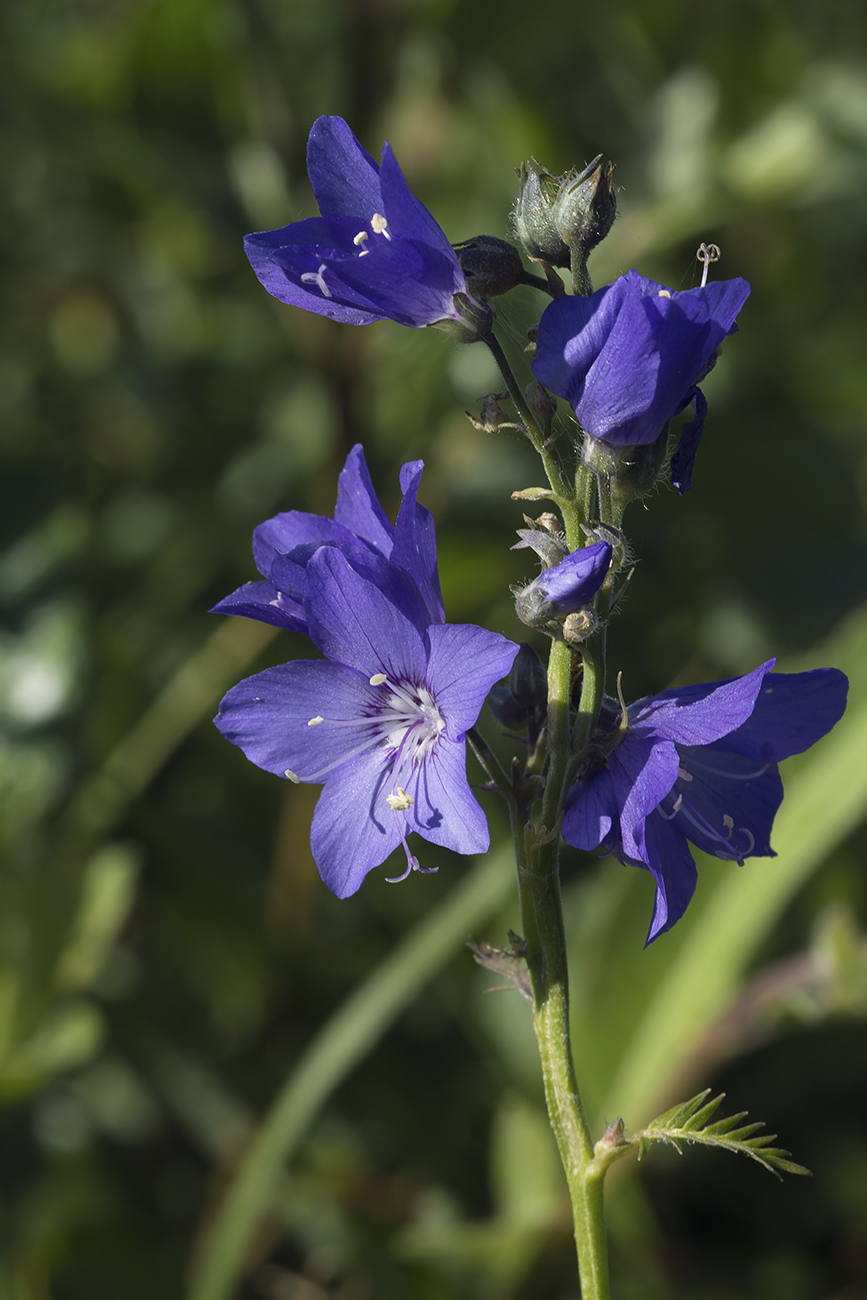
<box><xmin>554</xmin><ymin>157</ymin><xmax>617</xmax><ymax>255</ymax></box>
<box><xmin>453</xmin><ymin>235</ymin><xmax>526</xmax><ymax>300</ymax></box>
<box><xmin>513</xmin><ymin>157</ymin><xmax>616</xmax><ymax>273</ymax></box>
<box><xmin>488</xmin><ymin>643</ymin><xmax>547</xmax><ymax>731</ymax></box>
<box><xmin>510</xmin><ymin>642</ymin><xmax>548</xmax><ymax>713</ymax></box>
<box><xmin>525</xmin><ymin>379</ymin><xmax>558</xmax><ymax>422</ymax></box>
<box><xmin>563</xmin><ymin>609</ymin><xmax>598</xmax><ymax>645</ymax></box>
<box><xmin>514</xmin><ymin>541</ymin><xmax>612</xmax><ymax>629</ymax></box>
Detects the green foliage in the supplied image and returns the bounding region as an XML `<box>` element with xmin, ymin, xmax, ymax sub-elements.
<box><xmin>633</xmin><ymin>1091</ymin><xmax>810</xmax><ymax>1180</ymax></box>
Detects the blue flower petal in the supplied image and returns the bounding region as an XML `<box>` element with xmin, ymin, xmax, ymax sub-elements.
<box><xmin>641</xmin><ymin>810</ymin><xmax>699</xmax><ymax>944</ymax></box>
<box><xmin>710</xmin><ymin>667</ymin><xmax>849</xmax><ymax>764</ymax></box>
<box><xmin>214</xmin><ymin>659</ymin><xmax>379</xmax><ymax>782</ymax></box>
<box><xmin>210</xmin><ymin>579</ymin><xmax>306</xmax><ymax>633</ymax></box>
<box><xmin>333</xmin><ymin>444</ymin><xmax>395</xmax><ymax>553</ymax></box>
<box><xmin>305</xmin><ymin>548</ymin><xmax>429</xmax><ymax>683</ymax></box>
<box><xmin>424</xmin><ymin>623</ymin><xmax>519</xmax><ymax>734</ymax></box>
<box><xmin>307</xmin><ymin>116</ymin><xmax>382</xmax><ymax>220</ymax></box>
<box><xmin>671</xmin><ymin>743</ymin><xmax>783</xmax><ymax>860</ymax></box>
<box><xmin>632</xmin><ymin>660</ymin><xmax>775</xmax><ymax>746</ymax></box>
<box><xmin>310</xmin><ymin>747</ymin><xmax>404</xmax><ymax>897</ymax></box>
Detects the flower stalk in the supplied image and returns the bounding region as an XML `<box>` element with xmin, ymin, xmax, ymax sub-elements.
<box><xmin>213</xmin><ymin>114</ymin><xmax>849</xmax><ymax>1300</ymax></box>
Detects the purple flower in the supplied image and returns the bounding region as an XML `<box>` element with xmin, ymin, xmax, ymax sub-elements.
<box><xmin>215</xmin><ymin>548</ymin><xmax>519</xmax><ymax>897</ymax></box>
<box><xmin>532</xmin><ymin>270</ymin><xmax>751</xmax><ymax>492</ymax></box>
<box><xmin>515</xmin><ymin>541</ymin><xmax>612</xmax><ymax>628</ymax></box>
<box><xmin>212</xmin><ymin>444</ymin><xmax>443</xmax><ymax>638</ymax></box>
<box><xmin>561</xmin><ymin>661</ymin><xmax>848</xmax><ymax>944</ymax></box>
<box><xmin>243</xmin><ymin>116</ymin><xmax>488</xmax><ymax>335</ymax></box>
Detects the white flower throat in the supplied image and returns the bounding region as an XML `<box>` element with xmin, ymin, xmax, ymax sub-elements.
<box><xmin>290</xmin><ymin>670</ymin><xmax>444</xmax><ymax>887</ymax></box>
<box><xmin>294</xmin><ymin>671</ymin><xmax>445</xmax><ymax>787</ymax></box>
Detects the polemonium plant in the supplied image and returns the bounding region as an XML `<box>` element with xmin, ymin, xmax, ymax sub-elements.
<box><xmin>199</xmin><ymin>115</ymin><xmax>849</xmax><ymax>1300</ymax></box>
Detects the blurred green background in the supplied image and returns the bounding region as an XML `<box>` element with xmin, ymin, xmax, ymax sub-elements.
<box><xmin>3</xmin><ymin>0</ymin><xmax>867</xmax><ymax>1297</ymax></box>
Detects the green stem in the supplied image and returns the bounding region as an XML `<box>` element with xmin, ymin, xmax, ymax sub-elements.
<box><xmin>485</xmin><ymin>333</ymin><xmax>570</xmax><ymax>502</ymax></box>
<box><xmin>514</xmin><ymin>828</ymin><xmax>611</xmax><ymax>1300</ymax></box>
<box><xmin>510</xmin><ymin>632</ymin><xmax>611</xmax><ymax>1300</ymax></box>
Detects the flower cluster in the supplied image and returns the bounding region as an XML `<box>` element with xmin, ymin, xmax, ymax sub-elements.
<box><xmin>218</xmin><ymin>113</ymin><xmax>848</xmax><ymax>945</ymax></box>
<box><xmin>562</xmin><ymin>662</ymin><xmax>848</xmax><ymax>943</ymax></box>
<box><xmin>214</xmin><ymin>450</ymin><xmax>518</xmax><ymax>897</ymax></box>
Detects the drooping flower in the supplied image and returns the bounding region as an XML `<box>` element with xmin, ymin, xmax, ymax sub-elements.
<box><xmin>215</xmin><ymin>548</ymin><xmax>519</xmax><ymax>897</ymax></box>
<box><xmin>561</xmin><ymin>661</ymin><xmax>848</xmax><ymax>945</ymax></box>
<box><xmin>532</xmin><ymin>269</ymin><xmax>751</xmax><ymax>491</ymax></box>
<box><xmin>243</xmin><ymin>116</ymin><xmax>490</xmax><ymax>338</ymax></box>
<box><xmin>211</xmin><ymin>444</ymin><xmax>444</xmax><ymax>638</ymax></box>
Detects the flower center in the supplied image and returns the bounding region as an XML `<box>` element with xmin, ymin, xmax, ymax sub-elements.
<box><xmin>294</xmin><ymin>672</ymin><xmax>445</xmax><ymax>789</ymax></box>
<box><xmin>370</xmin><ymin>673</ymin><xmax>445</xmax><ymax>768</ymax></box>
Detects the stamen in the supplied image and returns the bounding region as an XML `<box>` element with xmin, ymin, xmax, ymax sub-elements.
<box><xmin>284</xmin><ymin>769</ymin><xmax>300</xmax><ymax>783</ymax></box>
<box><xmin>353</xmin><ymin>231</ymin><xmax>368</xmax><ymax>247</ymax></box>
<box><xmin>386</xmin><ymin>786</ymin><xmax>414</xmax><ymax>810</ymax></box>
<box><xmin>308</xmin><ymin>715</ymin><xmax>324</xmax><ymax>726</ymax></box>
<box><xmin>371</xmin><ymin>213</ymin><xmax>392</xmax><ymax>240</ymax></box>
<box><xmin>678</xmin><ymin>767</ymin><xmax>693</xmax><ymax>782</ymax></box>
<box><xmin>657</xmin><ymin>289</ymin><xmax>672</xmax><ymax>299</ymax></box>
<box><xmin>696</xmin><ymin>242</ymin><xmax>721</xmax><ymax>288</ymax></box>
<box><xmin>659</xmin><ymin>792</ymin><xmax>683</xmax><ymax>820</ymax></box>
<box><xmin>300</xmin><ymin>264</ymin><xmax>332</xmax><ymax>298</ymax></box>
<box><xmin>370</xmin><ymin>673</ymin><xmax>387</xmax><ymax>686</ymax></box>
<box><xmin>682</xmin><ymin>754</ymin><xmax>769</xmax><ymax>782</ymax></box>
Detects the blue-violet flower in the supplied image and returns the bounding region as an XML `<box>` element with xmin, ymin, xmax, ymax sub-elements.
<box><xmin>532</xmin><ymin>269</ymin><xmax>751</xmax><ymax>492</ymax></box>
<box><xmin>244</xmin><ymin>116</ymin><xmax>489</xmax><ymax>336</ymax></box>
<box><xmin>215</xmin><ymin>548</ymin><xmax>519</xmax><ymax>897</ymax></box>
<box><xmin>561</xmin><ymin>660</ymin><xmax>848</xmax><ymax>944</ymax></box>
<box><xmin>211</xmin><ymin>444</ymin><xmax>443</xmax><ymax>638</ymax></box>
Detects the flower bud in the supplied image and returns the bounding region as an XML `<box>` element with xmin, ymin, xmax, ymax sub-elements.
<box><xmin>525</xmin><ymin>379</ymin><xmax>558</xmax><ymax>423</ymax></box>
<box><xmin>487</xmin><ymin>683</ymin><xmax>528</xmax><ymax>731</ymax></box>
<box><xmin>510</xmin><ymin>642</ymin><xmax>548</xmax><ymax>712</ymax></box>
<box><xmin>513</xmin><ymin>162</ymin><xmax>570</xmax><ymax>267</ymax></box>
<box><xmin>514</xmin><ymin>541</ymin><xmax>612</xmax><ymax>629</ymax></box>
<box><xmin>513</xmin><ymin>157</ymin><xmax>617</xmax><ymax>274</ymax></box>
<box><xmin>453</xmin><ymin>235</ymin><xmax>526</xmax><ymax>300</ymax></box>
<box><xmin>563</xmin><ymin>608</ymin><xmax>598</xmax><ymax>645</ymax></box>
<box><xmin>553</xmin><ymin>157</ymin><xmax>617</xmax><ymax>256</ymax></box>
<box><xmin>487</xmin><ymin>643</ymin><xmax>547</xmax><ymax>732</ymax></box>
